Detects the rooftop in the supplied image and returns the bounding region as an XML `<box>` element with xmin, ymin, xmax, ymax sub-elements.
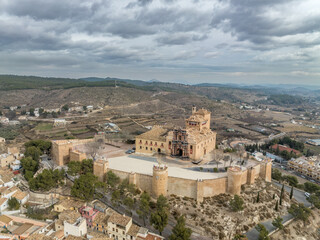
<box><xmin>0</xmin><ymin>215</ymin><xmax>12</xmax><ymax>224</ymax></box>
<box><xmin>136</xmin><ymin>126</ymin><xmax>169</xmax><ymax>142</ymax></box>
<box><xmin>12</xmin><ymin>190</ymin><xmax>28</xmax><ymax>201</ymax></box>
<box><xmin>108</xmin><ymin>212</ymin><xmax>131</xmax><ymax>227</ymax></box>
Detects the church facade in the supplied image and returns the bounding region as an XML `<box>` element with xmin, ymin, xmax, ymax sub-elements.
<box><xmin>135</xmin><ymin>107</ymin><xmax>217</xmax><ymax>160</ymax></box>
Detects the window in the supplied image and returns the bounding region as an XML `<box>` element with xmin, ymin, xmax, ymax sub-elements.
<box><xmin>146</xmin><ymin>147</ymin><xmax>148</xmax><ymax>150</ymax></box>
<box><xmin>140</xmin><ymin>146</ymin><xmax>142</xmax><ymax>149</ymax></box>
<box><xmin>150</xmin><ymin>147</ymin><xmax>152</xmax><ymax>151</ymax></box>
<box><xmin>150</xmin><ymin>141</ymin><xmax>153</xmax><ymax>145</ymax></box>
<box><xmin>146</xmin><ymin>141</ymin><xmax>148</xmax><ymax>144</ymax></box>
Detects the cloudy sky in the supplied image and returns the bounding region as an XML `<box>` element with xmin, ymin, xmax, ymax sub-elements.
<box><xmin>1</xmin><ymin>0</ymin><xmax>320</xmax><ymax>85</ymax></box>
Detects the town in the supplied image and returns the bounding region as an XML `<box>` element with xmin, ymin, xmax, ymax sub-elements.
<box><xmin>0</xmin><ymin>89</ymin><xmax>320</xmax><ymax>240</ymax></box>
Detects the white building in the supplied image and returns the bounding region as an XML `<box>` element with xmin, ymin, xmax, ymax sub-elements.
<box><xmin>64</xmin><ymin>217</ymin><xmax>87</xmax><ymax>237</ymax></box>
<box><xmin>54</xmin><ymin>119</ymin><xmax>67</xmax><ymax>128</ymax></box>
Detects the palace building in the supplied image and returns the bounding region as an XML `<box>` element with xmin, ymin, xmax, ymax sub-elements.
<box><xmin>135</xmin><ymin>106</ymin><xmax>217</xmax><ymax>160</ymax></box>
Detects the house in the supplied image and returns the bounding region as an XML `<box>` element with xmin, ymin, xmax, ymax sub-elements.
<box><xmin>90</xmin><ymin>208</ymin><xmax>164</xmax><ymax>240</ymax></box>
<box><xmin>64</xmin><ymin>217</ymin><xmax>87</xmax><ymax>237</ymax></box>
<box><xmin>0</xmin><ymin>215</ymin><xmax>13</xmax><ymax>227</ymax></box>
<box><xmin>53</xmin><ymin>119</ymin><xmax>67</xmax><ymax>128</ymax></box>
<box><xmin>0</xmin><ymin>154</ymin><xmax>15</xmax><ymax>168</ymax></box>
<box><xmin>12</xmin><ymin>190</ymin><xmax>29</xmax><ymax>205</ymax></box>
<box><xmin>271</xmin><ymin>144</ymin><xmax>301</xmax><ymax>156</ymax></box>
<box><xmin>54</xmin><ymin>198</ymin><xmax>84</xmax><ymax>213</ymax></box>
<box><xmin>10</xmin><ymin>160</ymin><xmax>21</xmax><ymax>171</ymax></box>
<box><xmin>0</xmin><ymin>198</ymin><xmax>8</xmax><ymax>212</ymax></box>
<box><xmin>55</xmin><ymin>210</ymin><xmax>81</xmax><ymax>232</ymax></box>
<box><xmin>78</xmin><ymin>205</ymin><xmax>99</xmax><ymax>227</ymax></box>
<box><xmin>87</xmin><ymin>106</ymin><xmax>93</xmax><ymax>111</ymax></box>
<box><xmin>0</xmin><ymin>117</ymin><xmax>9</xmax><ymax>125</ymax></box>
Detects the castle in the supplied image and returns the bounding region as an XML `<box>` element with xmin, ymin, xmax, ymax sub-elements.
<box><xmin>51</xmin><ymin>106</ymin><xmax>272</xmax><ymax>202</ymax></box>
<box><xmin>135</xmin><ymin>106</ymin><xmax>217</xmax><ymax>160</ymax></box>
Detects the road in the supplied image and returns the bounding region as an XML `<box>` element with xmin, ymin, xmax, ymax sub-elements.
<box><xmin>246</xmin><ymin>181</ymin><xmax>311</xmax><ymax>240</ymax></box>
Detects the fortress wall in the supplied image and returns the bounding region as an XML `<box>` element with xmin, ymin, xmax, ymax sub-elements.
<box><xmin>108</xmin><ymin>169</ymin><xmax>131</xmax><ymax>180</ymax></box>
<box><xmin>200</xmin><ymin>177</ymin><xmax>228</xmax><ymax>198</ymax></box>
<box><xmin>136</xmin><ymin>174</ymin><xmax>153</xmax><ymax>194</ymax></box>
<box><xmin>253</xmin><ymin>164</ymin><xmax>261</xmax><ymax>179</ymax></box>
<box><xmin>241</xmin><ymin>170</ymin><xmax>248</xmax><ymax>185</ymax></box>
<box><xmin>168</xmin><ymin>177</ymin><xmax>197</xmax><ymax>199</ymax></box>
<box><xmin>51</xmin><ymin>139</ymin><xmax>93</xmax><ymax>166</ymax></box>
<box><xmin>70</xmin><ymin>150</ymin><xmax>87</xmax><ymax>162</ymax></box>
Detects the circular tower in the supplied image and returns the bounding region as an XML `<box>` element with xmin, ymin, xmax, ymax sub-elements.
<box><xmin>152</xmin><ymin>165</ymin><xmax>168</xmax><ymax>199</ymax></box>
<box><xmin>227</xmin><ymin>166</ymin><xmax>243</xmax><ymax>195</ymax></box>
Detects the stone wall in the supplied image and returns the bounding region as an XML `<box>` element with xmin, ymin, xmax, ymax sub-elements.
<box><xmin>70</xmin><ymin>150</ymin><xmax>87</xmax><ymax>162</ymax></box>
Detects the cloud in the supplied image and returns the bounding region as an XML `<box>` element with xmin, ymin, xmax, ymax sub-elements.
<box><xmin>0</xmin><ymin>0</ymin><xmax>319</xmax><ymax>85</ymax></box>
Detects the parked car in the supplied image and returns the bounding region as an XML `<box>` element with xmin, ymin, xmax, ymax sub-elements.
<box><xmin>305</xmin><ymin>192</ymin><xmax>310</xmax><ymax>198</ymax></box>
<box><xmin>125</xmin><ymin>149</ymin><xmax>135</xmax><ymax>154</ymax></box>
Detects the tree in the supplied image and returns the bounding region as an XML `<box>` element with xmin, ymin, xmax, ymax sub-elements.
<box><xmin>137</xmin><ymin>192</ymin><xmax>150</xmax><ymax>226</ymax></box>
<box><xmin>81</xmin><ymin>159</ymin><xmax>93</xmax><ymax>174</ymax></box>
<box><xmin>62</xmin><ymin>104</ymin><xmax>69</xmax><ymax>111</ymax></box>
<box><xmin>21</xmin><ymin>156</ymin><xmax>38</xmax><ymax>179</ymax></box>
<box><xmin>280</xmin><ymin>184</ymin><xmax>284</xmax><ymax>206</ymax></box>
<box><xmin>230</xmin><ymin>195</ymin><xmax>244</xmax><ymax>212</ymax></box>
<box><xmin>272</xmin><ymin>216</ymin><xmax>283</xmax><ymax>230</ymax></box>
<box><xmin>307</xmin><ymin>194</ymin><xmax>320</xmax><ymax>208</ymax></box>
<box><xmin>256</xmin><ymin>192</ymin><xmax>260</xmax><ymax>203</ymax></box>
<box><xmin>275</xmin><ymin>200</ymin><xmax>279</xmax><ymax>211</ymax></box>
<box><xmin>284</xmin><ymin>175</ymin><xmax>298</xmax><ymax>187</ymax></box>
<box><xmin>8</xmin><ymin>197</ymin><xmax>20</xmax><ymax>210</ymax></box>
<box><xmin>255</xmin><ymin>224</ymin><xmax>270</xmax><ymax>240</ymax></box>
<box><xmin>169</xmin><ymin>215</ymin><xmax>192</xmax><ymax>240</ymax></box>
<box><xmin>67</xmin><ymin>161</ymin><xmax>82</xmax><ymax>176</ymax></box>
<box><xmin>233</xmin><ymin>234</ymin><xmax>247</xmax><ymax>240</ymax></box>
<box><xmin>25</xmin><ymin>146</ymin><xmax>42</xmax><ymax>161</ymax></box>
<box><xmin>71</xmin><ymin>173</ymin><xmax>98</xmax><ymax>200</ymax></box>
<box><xmin>290</xmin><ymin>186</ymin><xmax>293</xmax><ymax>199</ymax></box>
<box><xmin>111</xmin><ymin>190</ymin><xmax>121</xmax><ymax>205</ymax></box>
<box><xmin>124</xmin><ymin>197</ymin><xmax>134</xmax><ymax>209</ymax></box>
<box><xmin>151</xmin><ymin>195</ymin><xmax>169</xmax><ymax>235</ymax></box>
<box><xmin>29</xmin><ymin>108</ymin><xmax>35</xmax><ymax>116</ymax></box>
<box><xmin>105</xmin><ymin>171</ymin><xmax>120</xmax><ymax>188</ymax></box>
<box><xmin>304</xmin><ymin>182</ymin><xmax>320</xmax><ymax>193</ymax></box>
<box><xmin>288</xmin><ymin>203</ymin><xmax>311</xmax><ymax>226</ymax></box>
<box><xmin>271</xmin><ymin>169</ymin><xmax>282</xmax><ymax>181</ymax></box>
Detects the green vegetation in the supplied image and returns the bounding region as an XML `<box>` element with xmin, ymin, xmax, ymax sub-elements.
<box><xmin>137</xmin><ymin>192</ymin><xmax>151</xmax><ymax>226</ymax></box>
<box><xmin>67</xmin><ymin>159</ymin><xmax>93</xmax><ymax>176</ymax></box>
<box><xmin>70</xmin><ymin>128</ymin><xmax>89</xmax><ymax>135</ymax></box>
<box><xmin>29</xmin><ymin>169</ymin><xmax>65</xmax><ymax>191</ymax></box>
<box><xmin>255</xmin><ymin>223</ymin><xmax>270</xmax><ymax>240</ymax></box>
<box><xmin>151</xmin><ymin>195</ymin><xmax>169</xmax><ymax>235</ymax></box>
<box><xmin>35</xmin><ymin>123</ymin><xmax>53</xmax><ymax>131</ymax></box>
<box><xmin>229</xmin><ymin>195</ymin><xmax>244</xmax><ymax>212</ymax></box>
<box><xmin>288</xmin><ymin>203</ymin><xmax>311</xmax><ymax>225</ymax></box>
<box><xmin>21</xmin><ymin>157</ymin><xmax>39</xmax><ymax>181</ymax></box>
<box><xmin>304</xmin><ymin>182</ymin><xmax>320</xmax><ymax>193</ymax></box>
<box><xmin>8</xmin><ymin>197</ymin><xmax>20</xmax><ymax>210</ymax></box>
<box><xmin>246</xmin><ymin>136</ymin><xmax>304</xmax><ymax>158</ymax></box>
<box><xmin>269</xmin><ymin>94</ymin><xmax>304</xmax><ymax>106</ymax></box>
<box><xmin>290</xmin><ymin>186</ymin><xmax>293</xmax><ymax>199</ymax></box>
<box><xmin>256</xmin><ymin>192</ymin><xmax>260</xmax><ymax>203</ymax></box>
<box><xmin>169</xmin><ymin>215</ymin><xmax>192</xmax><ymax>240</ymax></box>
<box><xmin>0</xmin><ymin>75</ymin><xmax>158</xmax><ymax>92</ymax></box>
<box><xmin>275</xmin><ymin>200</ymin><xmax>279</xmax><ymax>211</ymax></box>
<box><xmin>105</xmin><ymin>171</ymin><xmax>121</xmax><ymax>188</ymax></box>
<box><xmin>272</xmin><ymin>216</ymin><xmax>283</xmax><ymax>230</ymax></box>
<box><xmin>0</xmin><ymin>125</ymin><xmax>20</xmax><ymax>140</ymax></box>
<box><xmin>71</xmin><ymin>173</ymin><xmax>105</xmax><ymax>200</ymax></box>
<box><xmin>280</xmin><ymin>184</ymin><xmax>284</xmax><ymax>206</ymax></box>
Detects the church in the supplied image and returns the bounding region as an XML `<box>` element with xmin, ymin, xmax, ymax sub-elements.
<box><xmin>135</xmin><ymin>106</ymin><xmax>217</xmax><ymax>160</ymax></box>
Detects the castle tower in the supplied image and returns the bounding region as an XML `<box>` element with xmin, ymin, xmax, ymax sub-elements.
<box><xmin>260</xmin><ymin>159</ymin><xmax>272</xmax><ymax>182</ymax></box>
<box><xmin>192</xmin><ymin>106</ymin><xmax>197</xmax><ymax>114</ymax></box>
<box><xmin>227</xmin><ymin>166</ymin><xmax>243</xmax><ymax>195</ymax></box>
<box><xmin>152</xmin><ymin>165</ymin><xmax>168</xmax><ymax>198</ymax></box>
<box><xmin>93</xmin><ymin>159</ymin><xmax>109</xmax><ymax>182</ymax></box>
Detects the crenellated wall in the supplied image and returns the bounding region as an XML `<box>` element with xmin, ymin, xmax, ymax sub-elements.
<box><xmin>92</xmin><ymin>159</ymin><xmax>271</xmax><ymax>202</ymax></box>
